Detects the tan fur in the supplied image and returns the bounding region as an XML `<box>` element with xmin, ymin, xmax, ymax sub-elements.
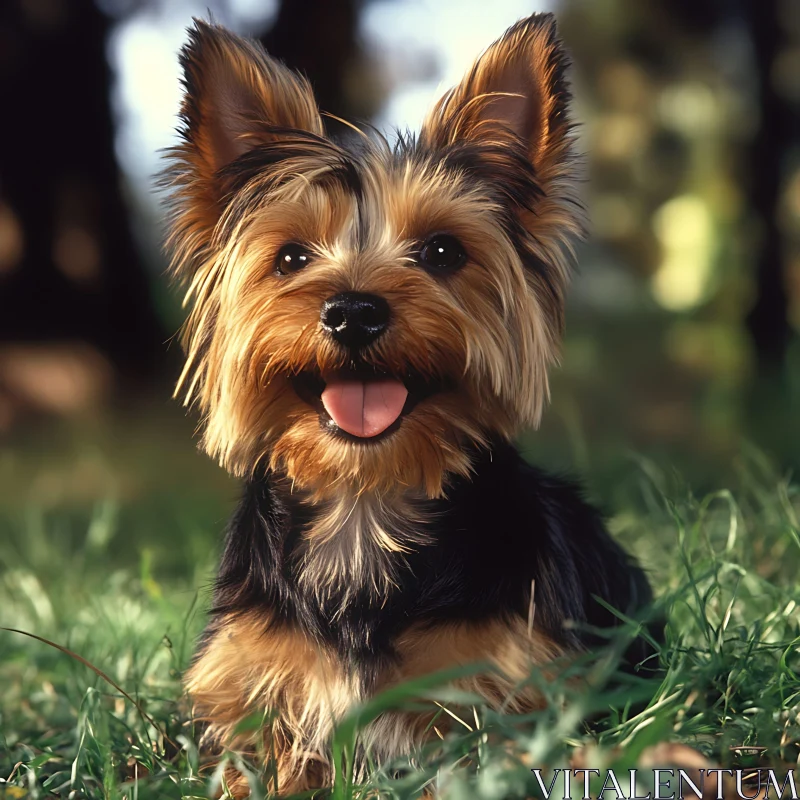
<box><xmin>187</xmin><ymin>611</ymin><xmax>563</xmax><ymax>795</ymax></box>
<box><xmin>162</xmin><ymin>21</ymin><xmax>324</xmax><ymax>274</ymax></box>
<box><xmin>422</xmin><ymin>13</ymin><xmax>583</xmax><ymax>294</ymax></box>
<box><xmin>172</xmin><ymin>146</ymin><xmax>568</xmax><ymax>497</ymax></box>
<box><xmin>366</xmin><ymin>617</ymin><xmax>565</xmax><ymax>764</ymax></box>
<box><xmin>393</xmin><ymin>616</ymin><xmax>562</xmax><ymax>695</ymax></box>
<box><xmin>186</xmin><ymin>613</ymin><xmax>357</xmax><ymax>794</ymax></box>
<box><xmin>165</xmin><ymin>14</ymin><xmax>585</xmax><ymax>797</ymax></box>
<box><xmin>163</xmin><ymin>17</ymin><xmax>583</xmax><ymax>501</ymax></box>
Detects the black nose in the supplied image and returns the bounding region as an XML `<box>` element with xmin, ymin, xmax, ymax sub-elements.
<box><xmin>320</xmin><ymin>292</ymin><xmax>390</xmax><ymax>349</ymax></box>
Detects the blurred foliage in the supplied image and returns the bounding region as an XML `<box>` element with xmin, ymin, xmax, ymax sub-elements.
<box><xmin>1</xmin><ymin>0</ymin><xmax>796</xmax><ymax>471</ymax></box>
<box><xmin>0</xmin><ymin>0</ymin><xmax>796</xmax><ymax>471</ymax></box>
<box><xmin>533</xmin><ymin>0</ymin><xmax>800</xmax><ymax>471</ymax></box>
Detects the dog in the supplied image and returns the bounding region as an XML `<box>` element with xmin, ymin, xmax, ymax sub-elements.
<box><xmin>162</xmin><ymin>13</ymin><xmax>654</xmax><ymax>795</ymax></box>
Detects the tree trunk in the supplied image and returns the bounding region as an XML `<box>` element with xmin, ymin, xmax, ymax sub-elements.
<box><xmin>0</xmin><ymin>0</ymin><xmax>168</xmax><ymax>390</ymax></box>
<box><xmin>743</xmin><ymin>0</ymin><xmax>794</xmax><ymax>374</ymax></box>
<box><xmin>258</xmin><ymin>0</ymin><xmax>376</xmax><ymax>134</ymax></box>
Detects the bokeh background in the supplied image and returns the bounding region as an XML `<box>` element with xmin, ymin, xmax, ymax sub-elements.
<box><xmin>0</xmin><ymin>0</ymin><xmax>798</xmax><ymax>571</ymax></box>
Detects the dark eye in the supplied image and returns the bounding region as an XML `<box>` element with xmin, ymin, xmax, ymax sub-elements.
<box><xmin>418</xmin><ymin>234</ymin><xmax>466</xmax><ymax>273</ymax></box>
<box><xmin>276</xmin><ymin>243</ymin><xmax>312</xmax><ymax>275</ymax></box>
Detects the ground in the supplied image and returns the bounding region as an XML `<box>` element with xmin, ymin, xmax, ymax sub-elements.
<box><xmin>0</xmin><ymin>406</ymin><xmax>798</xmax><ymax>799</ymax></box>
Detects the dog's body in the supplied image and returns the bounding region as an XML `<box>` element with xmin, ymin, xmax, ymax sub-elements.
<box><xmin>163</xmin><ymin>13</ymin><xmax>654</xmax><ymax>794</ymax></box>
<box><xmin>187</xmin><ymin>443</ymin><xmax>651</xmax><ymax>791</ymax></box>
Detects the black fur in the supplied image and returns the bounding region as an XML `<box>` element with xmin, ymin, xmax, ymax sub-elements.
<box><xmin>201</xmin><ymin>440</ymin><xmax>655</xmax><ymax>692</ymax></box>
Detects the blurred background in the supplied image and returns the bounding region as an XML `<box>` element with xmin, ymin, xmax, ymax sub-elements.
<box><xmin>0</xmin><ymin>0</ymin><xmax>798</xmax><ymax>555</ymax></box>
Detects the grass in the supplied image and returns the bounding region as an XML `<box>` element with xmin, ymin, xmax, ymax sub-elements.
<box><xmin>0</xmin><ymin>422</ymin><xmax>799</xmax><ymax>799</ymax></box>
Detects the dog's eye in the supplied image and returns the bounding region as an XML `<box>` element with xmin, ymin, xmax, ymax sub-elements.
<box><xmin>276</xmin><ymin>243</ymin><xmax>312</xmax><ymax>275</ymax></box>
<box><xmin>418</xmin><ymin>234</ymin><xmax>466</xmax><ymax>273</ymax></box>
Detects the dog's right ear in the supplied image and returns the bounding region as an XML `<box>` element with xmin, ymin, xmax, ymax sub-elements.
<box><xmin>163</xmin><ymin>20</ymin><xmax>323</xmax><ymax>264</ymax></box>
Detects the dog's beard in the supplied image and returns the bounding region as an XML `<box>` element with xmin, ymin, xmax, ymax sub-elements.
<box><xmin>242</xmin><ymin>362</ymin><xmax>497</xmax><ymax>499</ymax></box>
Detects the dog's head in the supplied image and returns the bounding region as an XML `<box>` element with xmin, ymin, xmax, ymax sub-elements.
<box><xmin>163</xmin><ymin>14</ymin><xmax>582</xmax><ymax>499</ymax></box>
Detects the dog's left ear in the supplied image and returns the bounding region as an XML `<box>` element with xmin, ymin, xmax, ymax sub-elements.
<box><xmin>420</xmin><ymin>13</ymin><xmax>571</xmax><ymax>175</ymax></box>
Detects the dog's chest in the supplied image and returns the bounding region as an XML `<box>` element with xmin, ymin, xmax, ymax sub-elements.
<box><xmin>214</xmin><ymin>459</ymin><xmax>563</xmax><ymax>676</ymax></box>
<box><xmin>287</xmin><ymin>493</ymin><xmax>431</xmax><ymax>670</ymax></box>
<box><xmin>282</xmin><ymin>494</ymin><xmax>546</xmax><ymax>683</ymax></box>
<box><xmin>294</xmin><ymin>493</ymin><xmax>424</xmax><ymax>610</ymax></box>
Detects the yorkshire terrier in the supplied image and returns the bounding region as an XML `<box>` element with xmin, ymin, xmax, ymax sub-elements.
<box><xmin>163</xmin><ymin>13</ymin><xmax>654</xmax><ymax>795</ymax></box>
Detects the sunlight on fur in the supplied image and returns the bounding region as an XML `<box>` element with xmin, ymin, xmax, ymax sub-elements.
<box><xmin>162</xmin><ymin>15</ymin><xmax>583</xmax><ymax>499</ymax></box>
<box><xmin>155</xmin><ymin>13</ymin><xmax>653</xmax><ymax>799</ymax></box>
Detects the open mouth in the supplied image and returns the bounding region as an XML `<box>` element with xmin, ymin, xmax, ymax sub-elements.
<box><xmin>291</xmin><ymin>366</ymin><xmax>445</xmax><ymax>441</ymax></box>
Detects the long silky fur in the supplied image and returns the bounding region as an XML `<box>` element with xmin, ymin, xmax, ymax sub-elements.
<box><xmin>159</xmin><ymin>14</ymin><xmax>655</xmax><ymax>798</ymax></box>
<box><xmin>161</xmin><ymin>15</ymin><xmax>584</xmax><ymax>496</ymax></box>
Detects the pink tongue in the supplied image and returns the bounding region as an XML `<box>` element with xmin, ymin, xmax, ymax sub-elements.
<box><xmin>321</xmin><ymin>378</ymin><xmax>408</xmax><ymax>438</ymax></box>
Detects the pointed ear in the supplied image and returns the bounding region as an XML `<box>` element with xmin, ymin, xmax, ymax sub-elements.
<box><xmin>420</xmin><ymin>14</ymin><xmax>570</xmax><ymax>172</ymax></box>
<box><xmin>167</xmin><ymin>20</ymin><xmax>323</xmax><ymax>223</ymax></box>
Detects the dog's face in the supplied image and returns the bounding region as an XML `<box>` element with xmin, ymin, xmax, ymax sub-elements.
<box><xmin>164</xmin><ymin>15</ymin><xmax>581</xmax><ymax>498</ymax></box>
